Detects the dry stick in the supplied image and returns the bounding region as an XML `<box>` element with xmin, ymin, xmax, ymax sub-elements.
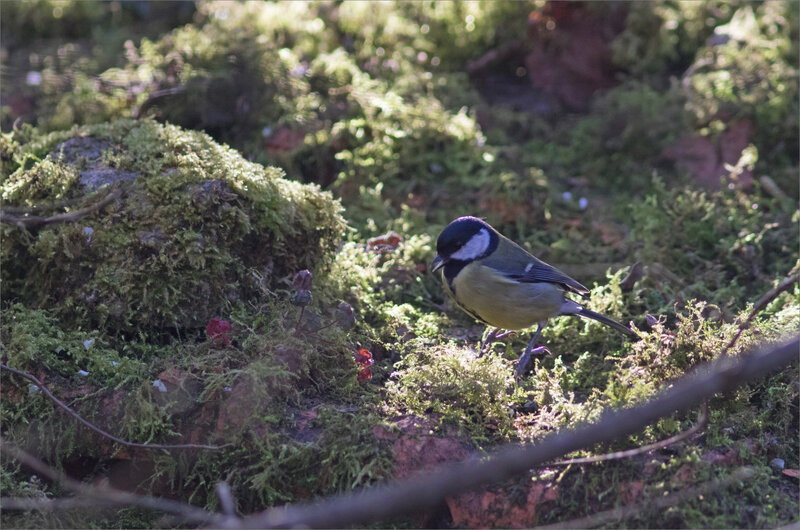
<box><xmin>719</xmin><ymin>271</ymin><xmax>799</xmax><ymax>358</ymax></box>
<box><xmin>551</xmin><ymin>402</ymin><xmax>709</xmax><ymax>466</ymax></box>
<box><xmin>222</xmin><ymin>336</ymin><xmax>799</xmax><ymax>529</ymax></box>
<box><xmin>466</xmin><ymin>39</ymin><xmax>523</xmax><ymax>75</ymax></box>
<box><xmin>0</xmin><ymin>364</ymin><xmax>229</xmax><ymax>451</ymax></box>
<box><xmin>0</xmin><ymin>194</ymin><xmax>89</xmax><ymax>214</ymax></box>
<box><xmin>0</xmin><ymin>188</ymin><xmax>122</xmax><ymax>229</ymax></box>
<box><xmin>0</xmin><ymin>442</ymin><xmax>221</xmax><ymax>525</ymax></box>
<box><xmin>537</xmin><ymin>466</ymin><xmax>756</xmax><ymax>529</ymax></box>
<box><xmin>133</xmin><ymin>85</ymin><xmax>190</xmax><ymax>118</ymax></box>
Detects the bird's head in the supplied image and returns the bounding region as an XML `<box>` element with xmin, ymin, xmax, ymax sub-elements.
<box><xmin>431</xmin><ymin>216</ymin><xmax>498</xmax><ymax>272</ymax></box>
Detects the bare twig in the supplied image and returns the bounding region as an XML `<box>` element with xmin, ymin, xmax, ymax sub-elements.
<box><xmin>0</xmin><ymin>442</ymin><xmax>222</xmax><ymax>525</ymax></box>
<box><xmin>1</xmin><ymin>363</ymin><xmax>230</xmax><ymax>451</ymax></box>
<box><xmin>0</xmin><ymin>194</ymin><xmax>88</xmax><ymax>214</ymax></box>
<box><xmin>759</xmin><ymin>176</ymin><xmax>794</xmax><ymax>206</ymax></box>
<box><xmin>0</xmin><ymin>188</ymin><xmax>122</xmax><ymax>229</ymax></box>
<box><xmin>552</xmin><ymin>402</ymin><xmax>709</xmax><ymax>466</ymax></box>
<box><xmin>133</xmin><ymin>85</ymin><xmax>189</xmax><ymax>118</ymax></box>
<box><xmin>538</xmin><ymin>466</ymin><xmax>756</xmax><ymax>529</ymax></box>
<box><xmin>219</xmin><ymin>336</ymin><xmax>798</xmax><ymax>529</ymax></box>
<box><xmin>466</xmin><ymin>39</ymin><xmax>524</xmax><ymax>75</ymax></box>
<box><xmin>619</xmin><ymin>261</ymin><xmax>644</xmax><ymax>293</ymax></box>
<box><xmin>720</xmin><ymin>271</ymin><xmax>799</xmax><ymax>358</ymax></box>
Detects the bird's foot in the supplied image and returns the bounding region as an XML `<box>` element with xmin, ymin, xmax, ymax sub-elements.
<box><xmin>479</xmin><ymin>330</ymin><xmax>516</xmax><ymax>356</ymax></box>
<box><xmin>514</xmin><ymin>345</ymin><xmax>551</xmax><ymax>381</ymax></box>
<box><xmin>494</xmin><ymin>330</ymin><xmax>517</xmax><ymax>341</ymax></box>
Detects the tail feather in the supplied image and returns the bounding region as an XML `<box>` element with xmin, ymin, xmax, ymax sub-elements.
<box><xmin>576</xmin><ymin>307</ymin><xmax>637</xmax><ymax>339</ymax></box>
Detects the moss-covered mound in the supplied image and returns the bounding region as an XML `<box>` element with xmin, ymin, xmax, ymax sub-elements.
<box><xmin>1</xmin><ymin>119</ymin><xmax>346</xmax><ymax>333</ymax></box>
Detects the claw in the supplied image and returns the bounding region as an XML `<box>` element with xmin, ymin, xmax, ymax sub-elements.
<box><xmin>479</xmin><ymin>328</ymin><xmax>516</xmax><ymax>356</ymax></box>
<box><xmin>514</xmin><ymin>345</ymin><xmax>551</xmax><ymax>381</ymax></box>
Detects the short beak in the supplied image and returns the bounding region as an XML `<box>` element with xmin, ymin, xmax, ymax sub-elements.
<box><xmin>430</xmin><ymin>255</ymin><xmax>446</xmax><ymax>273</ymax></box>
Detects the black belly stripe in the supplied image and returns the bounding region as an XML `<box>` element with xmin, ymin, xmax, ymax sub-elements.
<box><xmin>457</xmin><ymin>301</ymin><xmax>490</xmax><ymax>325</ymax></box>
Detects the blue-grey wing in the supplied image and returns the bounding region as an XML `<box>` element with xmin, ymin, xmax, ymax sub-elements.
<box><xmin>504</xmin><ymin>258</ymin><xmax>589</xmax><ymax>295</ymax></box>
<box><xmin>481</xmin><ymin>237</ymin><xmax>589</xmax><ymax>295</ymax></box>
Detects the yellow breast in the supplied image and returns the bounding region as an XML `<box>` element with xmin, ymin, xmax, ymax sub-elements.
<box><xmin>444</xmin><ymin>263</ymin><xmax>565</xmax><ymax>330</ymax></box>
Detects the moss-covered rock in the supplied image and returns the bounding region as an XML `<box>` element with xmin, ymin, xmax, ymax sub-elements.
<box><xmin>1</xmin><ymin>118</ymin><xmax>346</xmax><ymax>334</ymax></box>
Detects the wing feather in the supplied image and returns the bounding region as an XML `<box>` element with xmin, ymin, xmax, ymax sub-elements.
<box><xmin>481</xmin><ymin>236</ymin><xmax>589</xmax><ymax>295</ymax></box>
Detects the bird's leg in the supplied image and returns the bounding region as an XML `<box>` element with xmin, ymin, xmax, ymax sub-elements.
<box><xmin>515</xmin><ymin>322</ymin><xmax>549</xmax><ymax>380</ymax></box>
<box><xmin>479</xmin><ymin>328</ymin><xmax>516</xmax><ymax>356</ymax></box>
<box><xmin>479</xmin><ymin>327</ymin><xmax>500</xmax><ymax>356</ymax></box>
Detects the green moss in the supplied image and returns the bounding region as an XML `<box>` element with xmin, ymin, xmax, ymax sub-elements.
<box><xmin>629</xmin><ymin>177</ymin><xmax>799</xmax><ymax>308</ymax></box>
<box><xmin>386</xmin><ymin>344</ymin><xmax>521</xmax><ymax>440</ymax></box>
<box><xmin>611</xmin><ymin>2</ymin><xmax>737</xmax><ymax>76</ymax></box>
<box><xmin>0</xmin><ymin>304</ymin><xmax>147</xmax><ymax>386</ymax></box>
<box><xmin>1</xmin><ymin>118</ymin><xmax>346</xmax><ymax>334</ymax></box>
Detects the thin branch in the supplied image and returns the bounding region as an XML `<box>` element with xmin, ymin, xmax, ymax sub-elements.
<box><xmin>1</xmin><ymin>363</ymin><xmax>230</xmax><ymax>451</ymax></box>
<box><xmin>0</xmin><ymin>194</ymin><xmax>89</xmax><ymax>215</ymax></box>
<box><xmin>466</xmin><ymin>39</ymin><xmax>524</xmax><ymax>75</ymax></box>
<box><xmin>0</xmin><ymin>442</ymin><xmax>222</xmax><ymax>525</ymax></box>
<box><xmin>133</xmin><ymin>85</ymin><xmax>190</xmax><ymax>118</ymax></box>
<box><xmin>551</xmin><ymin>402</ymin><xmax>709</xmax><ymax>466</ymax></box>
<box><xmin>537</xmin><ymin>466</ymin><xmax>756</xmax><ymax>529</ymax></box>
<box><xmin>219</xmin><ymin>336</ymin><xmax>798</xmax><ymax>529</ymax></box>
<box><xmin>719</xmin><ymin>270</ymin><xmax>799</xmax><ymax>358</ymax></box>
<box><xmin>0</xmin><ymin>188</ymin><xmax>122</xmax><ymax>229</ymax></box>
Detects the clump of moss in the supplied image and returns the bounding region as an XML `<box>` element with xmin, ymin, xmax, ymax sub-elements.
<box><xmin>628</xmin><ymin>176</ymin><xmax>798</xmax><ymax>308</ymax></box>
<box><xmin>385</xmin><ymin>344</ymin><xmax>519</xmax><ymax>440</ymax></box>
<box><xmin>611</xmin><ymin>2</ymin><xmax>738</xmax><ymax>77</ymax></box>
<box><xmin>1</xmin><ymin>118</ymin><xmax>346</xmax><ymax>334</ymax></box>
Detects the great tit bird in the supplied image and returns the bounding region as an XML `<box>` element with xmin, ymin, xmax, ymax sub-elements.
<box><xmin>431</xmin><ymin>216</ymin><xmax>636</xmax><ymax>378</ymax></box>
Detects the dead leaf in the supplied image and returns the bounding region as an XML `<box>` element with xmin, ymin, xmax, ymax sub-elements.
<box><xmin>367</xmin><ymin>231</ymin><xmax>402</xmax><ymax>249</ymax></box>
<box><xmin>524</xmin><ymin>2</ymin><xmax>627</xmax><ymax>109</ymax></box>
<box><xmin>264</xmin><ymin>128</ymin><xmax>305</xmax><ymax>155</ymax></box>
<box><xmin>662</xmin><ymin>120</ymin><xmax>754</xmax><ymax>189</ymax></box>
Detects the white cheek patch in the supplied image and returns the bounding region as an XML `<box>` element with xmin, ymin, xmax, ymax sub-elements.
<box><xmin>451</xmin><ymin>228</ymin><xmax>490</xmax><ymax>260</ymax></box>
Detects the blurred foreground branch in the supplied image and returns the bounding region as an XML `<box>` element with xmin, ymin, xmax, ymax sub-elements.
<box><xmin>3</xmin><ymin>339</ymin><xmax>795</xmax><ymax>528</ymax></box>
<box><xmin>223</xmin><ymin>336</ymin><xmax>799</xmax><ymax>529</ymax></box>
